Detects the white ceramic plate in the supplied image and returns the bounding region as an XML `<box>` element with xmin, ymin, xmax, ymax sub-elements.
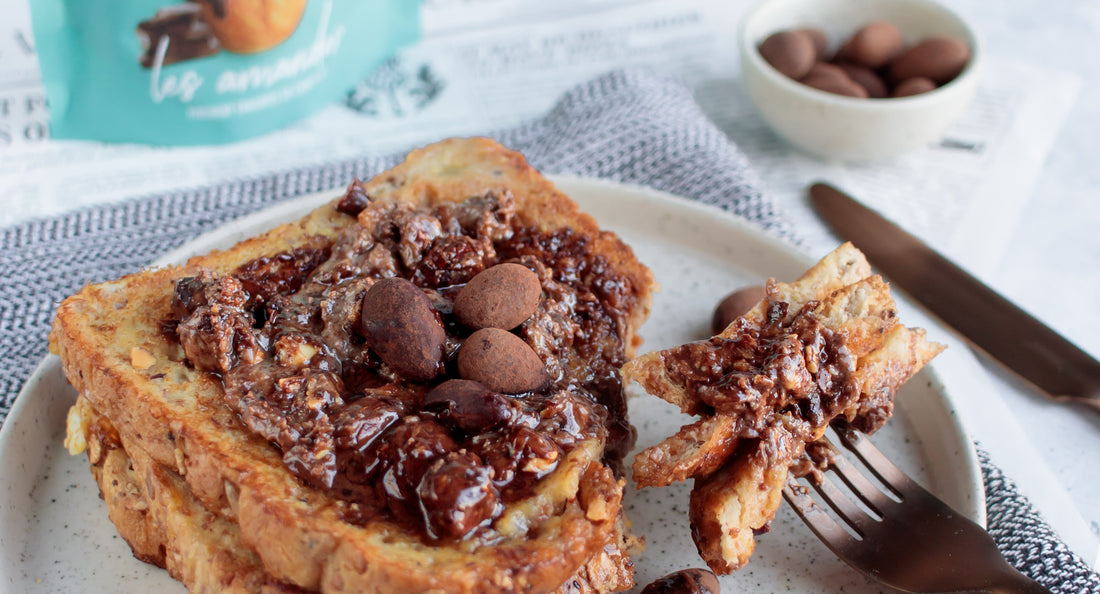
<box><xmin>0</xmin><ymin>175</ymin><xmax>984</xmax><ymax>593</ymax></box>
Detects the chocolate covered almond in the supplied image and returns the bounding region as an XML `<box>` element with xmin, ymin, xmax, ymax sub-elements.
<box><xmin>360</xmin><ymin>277</ymin><xmax>446</xmax><ymax>381</ymax></box>
<box><xmin>458</xmin><ymin>328</ymin><xmax>550</xmax><ymax>394</ymax></box>
<box><xmin>455</xmin><ymin>263</ymin><xmax>541</xmax><ymax>330</ymax></box>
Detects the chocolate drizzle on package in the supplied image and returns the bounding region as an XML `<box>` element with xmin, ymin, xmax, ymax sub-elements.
<box><xmin>136</xmin><ymin>3</ymin><xmax>221</xmax><ymax>69</ymax></box>
<box><xmin>168</xmin><ymin>185</ymin><xmax>637</xmax><ymax>542</ymax></box>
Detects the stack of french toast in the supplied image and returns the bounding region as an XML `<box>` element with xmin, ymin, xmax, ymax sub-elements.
<box><xmin>53</xmin><ymin>138</ymin><xmax>656</xmax><ymax>593</ymax></box>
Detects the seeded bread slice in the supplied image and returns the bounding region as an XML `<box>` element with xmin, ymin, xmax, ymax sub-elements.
<box><xmin>51</xmin><ymin>138</ymin><xmax>654</xmax><ymax>593</ymax></box>
<box><xmin>74</xmin><ymin>396</ymin><xmax>307</xmax><ymax>593</ymax></box>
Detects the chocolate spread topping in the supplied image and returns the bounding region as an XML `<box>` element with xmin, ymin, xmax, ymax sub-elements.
<box><xmin>169</xmin><ymin>186</ymin><xmax>638</xmax><ymax>542</ymax></box>
<box><xmin>657</xmin><ymin>301</ymin><xmax>861</xmax><ymax>475</ymax></box>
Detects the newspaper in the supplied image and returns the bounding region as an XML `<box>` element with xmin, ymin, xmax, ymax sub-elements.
<box><xmin>1</xmin><ymin>0</ymin><xmax>1077</xmax><ymax>280</ymax></box>
<box><xmin>1</xmin><ymin>0</ymin><xmax>1078</xmax><ymax>281</ymax></box>
<box><xmin>2</xmin><ymin>0</ymin><xmax>1094</xmax><ymax>566</ymax></box>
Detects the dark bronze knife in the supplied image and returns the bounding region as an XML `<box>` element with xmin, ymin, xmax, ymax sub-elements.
<box><xmin>809</xmin><ymin>182</ymin><xmax>1100</xmax><ymax>411</ymax></box>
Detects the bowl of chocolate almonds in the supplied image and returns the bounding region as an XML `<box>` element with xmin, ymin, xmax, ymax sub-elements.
<box><xmin>739</xmin><ymin>0</ymin><xmax>981</xmax><ymax>161</ymax></box>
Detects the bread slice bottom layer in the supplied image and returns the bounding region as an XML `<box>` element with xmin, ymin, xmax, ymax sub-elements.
<box><xmin>75</xmin><ymin>396</ymin><xmax>636</xmax><ymax>594</ymax></box>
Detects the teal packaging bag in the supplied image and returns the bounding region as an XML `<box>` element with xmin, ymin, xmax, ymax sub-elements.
<box><xmin>31</xmin><ymin>1</ymin><xmax>419</xmax><ymax>145</ymax></box>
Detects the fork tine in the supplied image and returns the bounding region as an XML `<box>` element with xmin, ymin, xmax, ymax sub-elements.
<box><xmin>782</xmin><ymin>477</ymin><xmax>856</xmax><ymax>547</ymax></box>
<box><xmin>828</xmin><ymin>449</ymin><xmax>892</xmax><ymax>515</ymax></box>
<box><xmin>789</xmin><ymin>427</ymin><xmax>1051</xmax><ymax>594</ymax></box>
<box><xmin>810</xmin><ymin>468</ymin><xmax>879</xmax><ymax>535</ymax></box>
<box><xmin>834</xmin><ymin>424</ymin><xmax>910</xmax><ymax>497</ymax></box>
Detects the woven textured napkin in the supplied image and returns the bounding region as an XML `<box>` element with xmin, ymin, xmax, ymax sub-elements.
<box><xmin>1</xmin><ymin>69</ymin><xmax>1095</xmax><ymax>592</ymax></box>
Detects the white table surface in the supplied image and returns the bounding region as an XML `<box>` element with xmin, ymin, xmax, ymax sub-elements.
<box><xmin>2</xmin><ymin>0</ymin><xmax>1098</xmax><ymax>572</ymax></box>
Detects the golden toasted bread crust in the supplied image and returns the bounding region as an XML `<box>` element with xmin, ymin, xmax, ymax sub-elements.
<box><xmin>632</xmin><ymin>415</ymin><xmax>737</xmax><ymax>488</ymax></box>
<box><xmin>52</xmin><ymin>138</ymin><xmax>654</xmax><ymax>593</ymax></box>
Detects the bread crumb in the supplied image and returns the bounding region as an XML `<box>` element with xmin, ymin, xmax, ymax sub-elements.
<box><xmin>131</xmin><ymin>347</ymin><xmax>156</xmax><ymax>370</ymax></box>
<box><xmin>64</xmin><ymin>404</ymin><xmax>87</xmax><ymax>456</ymax></box>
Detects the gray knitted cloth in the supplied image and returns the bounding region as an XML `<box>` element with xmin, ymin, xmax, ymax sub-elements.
<box><xmin>0</xmin><ymin>69</ymin><xmax>1094</xmax><ymax>592</ymax></box>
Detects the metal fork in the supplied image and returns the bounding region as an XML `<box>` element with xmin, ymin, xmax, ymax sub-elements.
<box><xmin>783</xmin><ymin>424</ymin><xmax>1050</xmax><ymax>593</ymax></box>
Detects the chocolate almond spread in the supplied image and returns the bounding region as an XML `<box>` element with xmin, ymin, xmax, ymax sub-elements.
<box><xmin>168</xmin><ymin>186</ymin><xmax>638</xmax><ymax>542</ymax></box>
<box><xmin>658</xmin><ymin>301</ymin><xmax>860</xmax><ymax>445</ymax></box>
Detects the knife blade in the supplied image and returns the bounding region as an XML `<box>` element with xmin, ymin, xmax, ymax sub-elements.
<box><xmin>809</xmin><ymin>182</ymin><xmax>1100</xmax><ymax>411</ymax></box>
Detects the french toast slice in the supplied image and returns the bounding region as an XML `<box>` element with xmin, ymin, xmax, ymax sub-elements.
<box><xmin>72</xmin><ymin>396</ymin><xmax>307</xmax><ymax>593</ymax></box>
<box><xmin>622</xmin><ymin>243</ymin><xmax>943</xmax><ymax>573</ymax></box>
<box><xmin>52</xmin><ymin>138</ymin><xmax>654</xmax><ymax>593</ymax></box>
<box><xmin>71</xmin><ymin>395</ymin><xmax>636</xmax><ymax>594</ymax></box>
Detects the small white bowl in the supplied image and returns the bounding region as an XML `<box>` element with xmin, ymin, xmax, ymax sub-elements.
<box><xmin>739</xmin><ymin>0</ymin><xmax>982</xmax><ymax>162</ymax></box>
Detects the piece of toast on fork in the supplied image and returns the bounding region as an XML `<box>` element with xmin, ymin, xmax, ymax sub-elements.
<box><xmin>622</xmin><ymin>243</ymin><xmax>943</xmax><ymax>573</ymax></box>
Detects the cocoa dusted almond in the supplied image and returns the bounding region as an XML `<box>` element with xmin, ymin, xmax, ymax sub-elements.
<box><xmin>835</xmin><ymin>61</ymin><xmax>888</xmax><ymax>98</ymax></box>
<box><xmin>454</xmin><ymin>263</ymin><xmax>542</xmax><ymax>330</ymax></box>
<box><xmin>640</xmin><ymin>568</ymin><xmax>721</xmax><ymax>594</ymax></box>
<box><xmin>837</xmin><ymin>21</ymin><xmax>903</xmax><ymax>70</ymax></box>
<box><xmin>458</xmin><ymin>328</ymin><xmax>550</xmax><ymax>394</ymax></box>
<box><xmin>802</xmin><ymin>72</ymin><xmax>869</xmax><ymax>98</ymax></box>
<box><xmin>359</xmin><ymin>277</ymin><xmax>446</xmax><ymax>381</ymax></box>
<box><xmin>758</xmin><ymin>30</ymin><xmax>816</xmax><ymax>80</ymax></box>
<box><xmin>889</xmin><ymin>36</ymin><xmax>970</xmax><ymax>84</ymax></box>
<box><xmin>796</xmin><ymin>28</ymin><xmax>828</xmax><ymax>61</ymax></box>
<box><xmin>892</xmin><ymin>77</ymin><xmax>937</xmax><ymax>97</ymax></box>
<box><xmin>802</xmin><ymin>61</ymin><xmax>847</xmax><ymax>82</ymax></box>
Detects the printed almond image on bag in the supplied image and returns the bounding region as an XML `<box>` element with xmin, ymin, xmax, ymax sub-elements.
<box><xmin>31</xmin><ymin>0</ymin><xmax>419</xmax><ymax>145</ymax></box>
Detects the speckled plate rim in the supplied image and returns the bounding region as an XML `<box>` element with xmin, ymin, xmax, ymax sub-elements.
<box><xmin>0</xmin><ymin>174</ymin><xmax>985</xmax><ymax>590</ymax></box>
